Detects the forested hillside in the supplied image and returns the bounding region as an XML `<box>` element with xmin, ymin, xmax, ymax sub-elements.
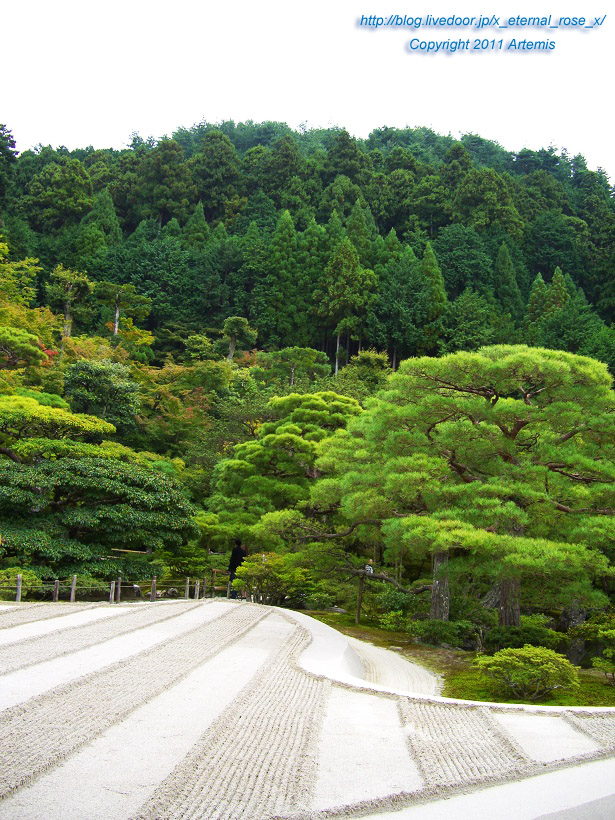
<box><xmin>1</xmin><ymin>120</ymin><xmax>614</xmax><ymax>665</ymax></box>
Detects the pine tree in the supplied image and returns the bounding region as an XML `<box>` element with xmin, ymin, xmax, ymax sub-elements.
<box><xmin>494</xmin><ymin>243</ymin><xmax>524</xmax><ymax>321</ymax></box>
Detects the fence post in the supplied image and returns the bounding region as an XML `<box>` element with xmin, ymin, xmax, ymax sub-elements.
<box><xmin>194</xmin><ymin>580</ymin><xmax>200</xmax><ymax>600</ymax></box>
<box><xmin>184</xmin><ymin>577</ymin><xmax>190</xmax><ymax>599</ymax></box>
<box><xmin>69</xmin><ymin>575</ymin><xmax>77</xmax><ymax>603</ymax></box>
<box><xmin>52</xmin><ymin>579</ymin><xmax>60</xmax><ymax>602</ymax></box>
<box><xmin>115</xmin><ymin>575</ymin><xmax>121</xmax><ymax>604</ymax></box>
<box><xmin>202</xmin><ymin>577</ymin><xmax>206</xmax><ymax>599</ymax></box>
<box><xmin>109</xmin><ymin>580</ymin><xmax>115</xmax><ymax>604</ymax></box>
<box><xmin>150</xmin><ymin>577</ymin><xmax>157</xmax><ymax>602</ymax></box>
<box><xmin>16</xmin><ymin>573</ymin><xmax>22</xmax><ymax>603</ymax></box>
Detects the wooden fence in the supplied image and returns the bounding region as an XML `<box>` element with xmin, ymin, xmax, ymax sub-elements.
<box><xmin>0</xmin><ymin>569</ymin><xmax>232</xmax><ymax>604</ymax></box>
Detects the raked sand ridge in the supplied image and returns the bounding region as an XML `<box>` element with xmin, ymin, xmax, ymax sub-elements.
<box><xmin>0</xmin><ymin>600</ymin><xmax>613</xmax><ymax>819</ymax></box>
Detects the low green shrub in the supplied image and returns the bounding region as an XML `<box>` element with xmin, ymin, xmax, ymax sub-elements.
<box><xmin>378</xmin><ymin>610</ymin><xmax>408</xmax><ymax>631</ymax></box>
<box><xmin>591</xmin><ymin>629</ymin><xmax>615</xmax><ymax>685</ymax></box>
<box><xmin>0</xmin><ymin>567</ymin><xmax>42</xmax><ymax>600</ymax></box>
<box><xmin>474</xmin><ymin>645</ymin><xmax>580</xmax><ymax>701</ymax></box>
<box><xmin>408</xmin><ymin>618</ymin><xmax>477</xmax><ymax>648</ymax></box>
<box><xmin>483</xmin><ymin>625</ymin><xmax>567</xmax><ymax>653</ymax></box>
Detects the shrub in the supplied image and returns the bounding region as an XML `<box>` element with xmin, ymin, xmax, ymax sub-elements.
<box><xmin>474</xmin><ymin>645</ymin><xmax>580</xmax><ymax>701</ymax></box>
<box><xmin>378</xmin><ymin>610</ymin><xmax>408</xmax><ymax>631</ymax></box>
<box><xmin>591</xmin><ymin>629</ymin><xmax>615</xmax><ymax>685</ymax></box>
<box><xmin>0</xmin><ymin>567</ymin><xmax>42</xmax><ymax>600</ymax></box>
<box><xmin>408</xmin><ymin>619</ymin><xmax>477</xmax><ymax>648</ymax></box>
<box><xmin>376</xmin><ymin>587</ymin><xmax>413</xmax><ymax>615</ymax></box>
<box><xmin>484</xmin><ymin>625</ymin><xmax>567</xmax><ymax>653</ymax></box>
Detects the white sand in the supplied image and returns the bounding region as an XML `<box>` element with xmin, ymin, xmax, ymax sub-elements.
<box><xmin>0</xmin><ymin>601</ymin><xmax>613</xmax><ymax>819</ymax></box>
<box><xmin>0</xmin><ymin>604</ymin><xmax>125</xmax><ymax>646</ymax></box>
<box><xmin>492</xmin><ymin>712</ymin><xmax>600</xmax><ymax>763</ymax></box>
<box><xmin>0</xmin><ymin>613</ymin><xmax>294</xmax><ymax>819</ymax></box>
<box><xmin>0</xmin><ymin>600</ymin><xmax>232</xmax><ymax>710</ymax></box>
<box><xmin>312</xmin><ymin>687</ymin><xmax>423</xmax><ymax>811</ymax></box>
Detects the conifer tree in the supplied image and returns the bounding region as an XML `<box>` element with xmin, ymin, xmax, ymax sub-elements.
<box><xmin>546</xmin><ymin>266</ymin><xmax>570</xmax><ymax>313</ymax></box>
<box><xmin>313</xmin><ymin>238</ymin><xmax>377</xmax><ymax>375</ymax></box>
<box><xmin>182</xmin><ymin>201</ymin><xmax>210</xmax><ymax>248</ymax></box>
<box><xmin>494</xmin><ymin>242</ymin><xmax>524</xmax><ymax>321</ymax></box>
<box><xmin>527</xmin><ymin>273</ymin><xmax>549</xmax><ymax>323</ymax></box>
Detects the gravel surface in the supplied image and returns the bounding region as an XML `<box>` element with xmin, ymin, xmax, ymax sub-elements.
<box><xmin>1</xmin><ymin>601</ymin><xmax>614</xmax><ymax>819</ymax></box>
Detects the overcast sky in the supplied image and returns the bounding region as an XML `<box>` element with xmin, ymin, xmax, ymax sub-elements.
<box><xmin>4</xmin><ymin>0</ymin><xmax>613</xmax><ymax>177</ymax></box>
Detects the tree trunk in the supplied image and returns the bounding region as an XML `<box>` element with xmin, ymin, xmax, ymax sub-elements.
<box><xmin>392</xmin><ymin>347</ymin><xmax>397</xmax><ymax>371</ymax></box>
<box><xmin>499</xmin><ymin>578</ymin><xmax>521</xmax><ymax>626</ymax></box>
<box><xmin>430</xmin><ymin>551</ymin><xmax>449</xmax><ymax>621</ymax></box>
<box><xmin>564</xmin><ymin>601</ymin><xmax>586</xmax><ymax>665</ymax></box>
<box><xmin>62</xmin><ymin>302</ymin><xmax>72</xmax><ymax>338</ymax></box>
<box><xmin>345</xmin><ymin>331</ymin><xmax>350</xmax><ymax>365</ymax></box>
<box><xmin>355</xmin><ymin>573</ymin><xmax>365</xmax><ymax>625</ymax></box>
<box><xmin>226</xmin><ymin>337</ymin><xmax>236</xmax><ymax>362</ymax></box>
<box><xmin>113</xmin><ymin>303</ymin><xmax>120</xmax><ymax>336</ymax></box>
<box><xmin>334</xmin><ymin>333</ymin><xmax>341</xmax><ymax>376</ymax></box>
<box><xmin>290</xmin><ymin>364</ymin><xmax>295</xmax><ymax>387</ymax></box>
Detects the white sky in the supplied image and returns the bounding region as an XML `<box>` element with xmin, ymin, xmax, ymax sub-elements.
<box><xmin>4</xmin><ymin>0</ymin><xmax>614</xmax><ymax>178</ymax></box>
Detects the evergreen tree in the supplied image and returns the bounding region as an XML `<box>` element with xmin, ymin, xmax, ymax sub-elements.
<box><xmin>140</xmin><ymin>139</ymin><xmax>196</xmax><ymax>226</ymax></box>
<box><xmin>546</xmin><ymin>266</ymin><xmax>570</xmax><ymax>313</ymax></box>
<box><xmin>493</xmin><ymin>243</ymin><xmax>524</xmax><ymax>321</ymax></box>
<box><xmin>190</xmin><ymin>131</ymin><xmax>240</xmax><ymax>221</ymax></box>
<box><xmin>182</xmin><ymin>201</ymin><xmax>210</xmax><ymax>247</ymax></box>
<box><xmin>313</xmin><ymin>238</ymin><xmax>377</xmax><ymax>374</ymax></box>
<box><xmin>526</xmin><ymin>273</ymin><xmax>549</xmax><ymax>323</ymax></box>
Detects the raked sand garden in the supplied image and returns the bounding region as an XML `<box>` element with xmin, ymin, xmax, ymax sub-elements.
<box><xmin>0</xmin><ymin>599</ymin><xmax>614</xmax><ymax>819</ymax></box>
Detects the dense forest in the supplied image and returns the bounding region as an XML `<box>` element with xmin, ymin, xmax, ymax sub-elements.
<box><xmin>1</xmin><ymin>119</ymin><xmax>615</xmax><ymax>670</ymax></box>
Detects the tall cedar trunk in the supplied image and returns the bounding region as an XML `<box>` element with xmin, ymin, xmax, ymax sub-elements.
<box><xmin>113</xmin><ymin>303</ymin><xmax>120</xmax><ymax>336</ymax></box>
<box><xmin>430</xmin><ymin>550</ymin><xmax>449</xmax><ymax>621</ymax></box>
<box><xmin>499</xmin><ymin>578</ymin><xmax>521</xmax><ymax>626</ymax></box>
<box><xmin>334</xmin><ymin>333</ymin><xmax>340</xmax><ymax>376</ymax></box>
<box><xmin>345</xmin><ymin>330</ymin><xmax>350</xmax><ymax>365</ymax></box>
<box><xmin>392</xmin><ymin>347</ymin><xmax>397</xmax><ymax>370</ymax></box>
<box><xmin>355</xmin><ymin>574</ymin><xmax>364</xmax><ymax>624</ymax></box>
<box><xmin>290</xmin><ymin>365</ymin><xmax>295</xmax><ymax>387</ymax></box>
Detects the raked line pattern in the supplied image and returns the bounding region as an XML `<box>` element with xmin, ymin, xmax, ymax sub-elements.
<box><xmin>1</xmin><ymin>601</ymin><xmax>615</xmax><ymax>819</ymax></box>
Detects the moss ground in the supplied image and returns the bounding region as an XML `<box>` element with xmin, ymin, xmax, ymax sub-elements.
<box><xmin>307</xmin><ymin>611</ymin><xmax>615</xmax><ymax>707</ymax></box>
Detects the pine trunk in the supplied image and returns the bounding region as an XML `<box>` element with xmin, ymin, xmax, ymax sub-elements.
<box><xmin>113</xmin><ymin>304</ymin><xmax>120</xmax><ymax>336</ymax></box>
<box><xmin>499</xmin><ymin>578</ymin><xmax>521</xmax><ymax>626</ymax></box>
<box><xmin>392</xmin><ymin>347</ymin><xmax>397</xmax><ymax>370</ymax></box>
<box><xmin>430</xmin><ymin>551</ymin><xmax>449</xmax><ymax>621</ymax></box>
<box><xmin>355</xmin><ymin>574</ymin><xmax>364</xmax><ymax>625</ymax></box>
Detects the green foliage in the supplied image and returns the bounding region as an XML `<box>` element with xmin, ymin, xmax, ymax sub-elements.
<box><xmin>474</xmin><ymin>645</ymin><xmax>580</xmax><ymax>701</ymax></box>
<box><xmin>233</xmin><ymin>551</ymin><xmax>311</xmax><ymax>606</ymax></box>
<box><xmin>0</xmin><ymin>568</ymin><xmax>42</xmax><ymax>600</ymax></box>
<box><xmin>483</xmin><ymin>625</ymin><xmax>567</xmax><ymax>653</ymax></box>
<box><xmin>408</xmin><ymin>619</ymin><xmax>477</xmax><ymax>648</ymax></box>
<box><xmin>64</xmin><ymin>359</ymin><xmax>140</xmax><ymax>433</ymax></box>
<box><xmin>0</xmin><ymin>326</ymin><xmax>47</xmax><ymax>368</ymax></box>
<box><xmin>591</xmin><ymin>629</ymin><xmax>615</xmax><ymax>684</ymax></box>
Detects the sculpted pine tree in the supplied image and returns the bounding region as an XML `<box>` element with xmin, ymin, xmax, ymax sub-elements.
<box><xmin>315</xmin><ymin>346</ymin><xmax>614</xmax><ymax>624</ymax></box>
